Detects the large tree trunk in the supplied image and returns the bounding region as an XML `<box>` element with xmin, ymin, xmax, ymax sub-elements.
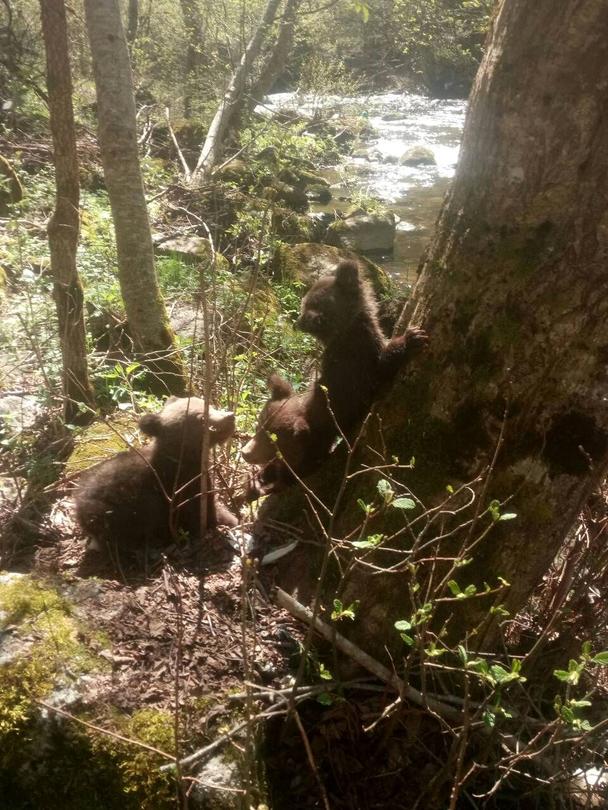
<box><xmin>190</xmin><ymin>0</ymin><xmax>282</xmax><ymax>183</ymax></box>
<box><xmin>39</xmin><ymin>0</ymin><xmax>96</xmax><ymax>425</ymax></box>
<box><xmin>84</xmin><ymin>0</ymin><xmax>186</xmax><ymax>395</ymax></box>
<box><xmin>266</xmin><ymin>0</ymin><xmax>608</xmax><ymax>657</ymax></box>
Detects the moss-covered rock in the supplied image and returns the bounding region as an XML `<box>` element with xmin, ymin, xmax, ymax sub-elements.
<box><xmin>271</xmin><ymin>242</ymin><xmax>392</xmax><ymax>297</ymax></box>
<box><xmin>65</xmin><ymin>413</ymin><xmax>140</xmax><ymax>477</ymax></box>
<box><xmin>400</xmin><ymin>145</ymin><xmax>436</xmax><ymax>166</ymax></box>
<box><xmin>305</xmin><ymin>184</ymin><xmax>332</xmax><ymax>204</ymax></box>
<box><xmin>154</xmin><ymin>234</ymin><xmax>229</xmax><ymax>272</ymax></box>
<box><xmin>325</xmin><ymin>208</ymin><xmax>396</xmax><ymax>254</ymax></box>
<box><xmin>215</xmin><ymin>158</ymin><xmax>254</xmax><ymax>186</ymax></box>
<box><xmin>263</xmin><ymin>179</ymin><xmax>309</xmax><ymax>212</ymax></box>
<box><xmin>271</xmin><ymin>207</ymin><xmax>318</xmax><ymax>243</ymax></box>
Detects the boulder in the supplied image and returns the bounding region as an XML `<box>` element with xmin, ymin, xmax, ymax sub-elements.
<box><xmin>305</xmin><ymin>184</ymin><xmax>332</xmax><ymax>203</ymax></box>
<box><xmin>272</xmin><ymin>242</ymin><xmax>392</xmax><ymax>297</ymax></box>
<box><xmin>325</xmin><ymin>208</ymin><xmax>396</xmax><ymax>254</ymax></box>
<box><xmin>215</xmin><ymin>158</ymin><xmax>253</xmax><ymax>185</ymax></box>
<box><xmin>154</xmin><ymin>235</ymin><xmax>229</xmax><ymax>271</ymax></box>
<box><xmin>400</xmin><ymin>145</ymin><xmax>437</xmax><ymax>166</ymax></box>
<box><xmin>263</xmin><ymin>179</ymin><xmax>308</xmax><ymax>212</ymax></box>
<box><xmin>272</xmin><ymin>207</ymin><xmax>318</xmax><ymax>243</ymax></box>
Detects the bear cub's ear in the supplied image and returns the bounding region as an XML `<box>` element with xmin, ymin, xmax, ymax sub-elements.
<box><xmin>292</xmin><ymin>416</ymin><xmax>310</xmax><ymax>437</ymax></box>
<box><xmin>268</xmin><ymin>373</ymin><xmax>294</xmax><ymax>401</ymax></box>
<box><xmin>139</xmin><ymin>413</ymin><xmax>163</xmax><ymax>436</ymax></box>
<box><xmin>335</xmin><ymin>260</ymin><xmax>360</xmax><ymax>290</ymax></box>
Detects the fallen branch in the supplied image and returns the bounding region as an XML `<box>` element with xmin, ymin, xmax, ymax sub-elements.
<box><xmin>275</xmin><ymin>587</ymin><xmax>462</xmax><ymax>722</ymax></box>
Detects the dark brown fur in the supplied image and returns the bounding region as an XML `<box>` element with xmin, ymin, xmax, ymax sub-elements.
<box><xmin>241</xmin><ymin>374</ymin><xmax>335</xmax><ymax>499</ymax></box>
<box><xmin>74</xmin><ymin>396</ymin><xmax>238</xmax><ymax>550</ymax></box>
<box><xmin>297</xmin><ymin>261</ymin><xmax>427</xmax><ymax>434</ymax></box>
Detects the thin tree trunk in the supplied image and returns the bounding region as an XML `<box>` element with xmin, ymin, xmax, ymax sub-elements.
<box><xmin>230</xmin><ymin>0</ymin><xmax>302</xmax><ymax>134</ymax></box>
<box><xmin>84</xmin><ymin>0</ymin><xmax>186</xmax><ymax>395</ymax></box>
<box><xmin>265</xmin><ymin>0</ymin><xmax>608</xmax><ymax>657</ymax></box>
<box><xmin>190</xmin><ymin>0</ymin><xmax>282</xmax><ymax>183</ymax></box>
<box><xmin>179</xmin><ymin>0</ymin><xmax>206</xmax><ymax>118</ymax></box>
<box><xmin>39</xmin><ymin>0</ymin><xmax>96</xmax><ymax>425</ymax></box>
<box><xmin>126</xmin><ymin>0</ymin><xmax>139</xmax><ymax>45</ymax></box>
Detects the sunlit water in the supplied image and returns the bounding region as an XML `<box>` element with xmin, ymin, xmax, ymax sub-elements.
<box><xmin>262</xmin><ymin>92</ymin><xmax>467</xmax><ymax>283</ymax></box>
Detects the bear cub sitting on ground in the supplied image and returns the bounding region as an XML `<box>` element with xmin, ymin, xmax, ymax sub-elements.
<box><xmin>75</xmin><ymin>396</ymin><xmax>238</xmax><ymax>551</ymax></box>
<box><xmin>241</xmin><ymin>373</ymin><xmax>335</xmax><ymax>499</ymax></box>
<box><xmin>296</xmin><ymin>260</ymin><xmax>428</xmax><ymax>435</ymax></box>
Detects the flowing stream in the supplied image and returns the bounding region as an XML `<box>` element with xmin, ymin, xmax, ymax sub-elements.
<box><xmin>264</xmin><ymin>92</ymin><xmax>467</xmax><ymax>284</ymax></box>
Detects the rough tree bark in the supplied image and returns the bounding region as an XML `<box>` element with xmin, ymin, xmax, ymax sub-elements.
<box><xmin>84</xmin><ymin>0</ymin><xmax>186</xmax><ymax>395</ymax></box>
<box><xmin>39</xmin><ymin>0</ymin><xmax>96</xmax><ymax>424</ymax></box>
<box><xmin>267</xmin><ymin>0</ymin><xmax>608</xmax><ymax>656</ymax></box>
<box><xmin>190</xmin><ymin>0</ymin><xmax>282</xmax><ymax>183</ymax></box>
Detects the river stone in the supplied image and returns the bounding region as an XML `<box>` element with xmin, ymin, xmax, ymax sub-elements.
<box><xmin>305</xmin><ymin>184</ymin><xmax>332</xmax><ymax>203</ymax></box>
<box><xmin>325</xmin><ymin>208</ymin><xmax>396</xmax><ymax>253</ymax></box>
<box><xmin>272</xmin><ymin>242</ymin><xmax>391</xmax><ymax>297</ymax></box>
<box><xmin>400</xmin><ymin>145</ymin><xmax>436</xmax><ymax>166</ymax></box>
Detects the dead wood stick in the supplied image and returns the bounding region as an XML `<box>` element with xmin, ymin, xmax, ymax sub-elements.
<box><xmin>275</xmin><ymin>587</ymin><xmax>462</xmax><ymax>722</ymax></box>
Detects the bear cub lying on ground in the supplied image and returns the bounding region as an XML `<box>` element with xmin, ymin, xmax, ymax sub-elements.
<box><xmin>75</xmin><ymin>396</ymin><xmax>238</xmax><ymax>551</ymax></box>
<box><xmin>241</xmin><ymin>373</ymin><xmax>335</xmax><ymax>498</ymax></box>
<box><xmin>297</xmin><ymin>260</ymin><xmax>428</xmax><ymax>435</ymax></box>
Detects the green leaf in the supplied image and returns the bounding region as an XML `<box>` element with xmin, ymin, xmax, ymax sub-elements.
<box><xmin>399</xmin><ymin>633</ymin><xmax>415</xmax><ymax>647</ymax></box>
<box><xmin>392</xmin><ymin>497</ymin><xmax>416</xmax><ymax>511</ymax></box>
<box><xmin>560</xmin><ymin>706</ymin><xmax>575</xmax><ymax>723</ymax></box>
<box><xmin>377</xmin><ymin>479</ymin><xmax>393</xmax><ymax>503</ymax></box>
<box><xmin>482</xmin><ymin>710</ymin><xmax>496</xmax><ymax>728</ymax></box>
<box><xmin>316</xmin><ymin>692</ymin><xmax>333</xmax><ymax>706</ymax></box>
<box><xmin>463</xmin><ymin>584</ymin><xmax>477</xmax><ymax>597</ymax></box>
<box><xmin>319</xmin><ymin>663</ymin><xmax>332</xmax><ymax>681</ymax></box>
<box><xmin>490</xmin><ymin>604</ymin><xmax>510</xmax><ymax>618</ymax></box>
<box><xmin>489</xmin><ymin>499</ymin><xmax>501</xmax><ymax>521</ymax></box>
<box><xmin>466</xmin><ymin>659</ymin><xmax>489</xmax><ymax>675</ymax></box>
<box><xmin>447</xmin><ymin>580</ymin><xmax>462</xmax><ymax>597</ymax></box>
<box><xmin>490</xmin><ymin>664</ymin><xmax>512</xmax><ymax>684</ymax></box>
<box><xmin>591</xmin><ymin>652</ymin><xmax>608</xmax><ymax>665</ymax></box>
<box><xmin>331</xmin><ymin>599</ymin><xmax>358</xmax><ymax>621</ymax></box>
<box><xmin>351</xmin><ymin>534</ymin><xmax>384</xmax><ymax>549</ymax></box>
<box><xmin>424</xmin><ymin>645</ymin><xmax>446</xmax><ymax>658</ymax></box>
<box><xmin>394</xmin><ymin>619</ymin><xmax>412</xmax><ymax>632</ymax></box>
<box><xmin>569</xmin><ymin>699</ymin><xmax>592</xmax><ymax>708</ymax></box>
<box><xmin>446</xmin><ymin>484</ymin><xmax>454</xmax><ymax>494</ymax></box>
<box><xmin>499</xmin><ymin>512</ymin><xmax>517</xmax><ymax>521</ymax></box>
<box><xmin>357</xmin><ymin>498</ymin><xmax>371</xmax><ymax>514</ymax></box>
<box><xmin>553</xmin><ymin>669</ymin><xmax>571</xmax><ymax>682</ymax></box>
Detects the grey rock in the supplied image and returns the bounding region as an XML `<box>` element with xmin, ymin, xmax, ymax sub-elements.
<box><xmin>400</xmin><ymin>145</ymin><xmax>437</xmax><ymax>166</ymax></box>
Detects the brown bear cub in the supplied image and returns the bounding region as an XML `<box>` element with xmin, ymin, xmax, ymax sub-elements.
<box><xmin>296</xmin><ymin>260</ymin><xmax>428</xmax><ymax>435</ymax></box>
<box><xmin>241</xmin><ymin>374</ymin><xmax>335</xmax><ymax>498</ymax></box>
<box><xmin>74</xmin><ymin>396</ymin><xmax>238</xmax><ymax>551</ymax></box>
